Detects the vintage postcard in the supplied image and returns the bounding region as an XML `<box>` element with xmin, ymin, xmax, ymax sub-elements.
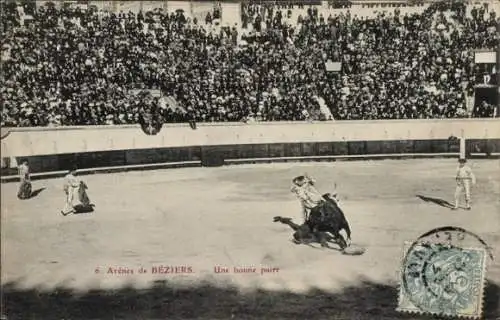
<box><xmin>1</xmin><ymin>1</ymin><xmax>499</xmax><ymax>319</ymax></box>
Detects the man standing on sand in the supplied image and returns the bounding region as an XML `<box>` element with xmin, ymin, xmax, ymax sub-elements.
<box><xmin>61</xmin><ymin>167</ymin><xmax>81</xmax><ymax>216</ymax></box>
<box><xmin>17</xmin><ymin>159</ymin><xmax>32</xmax><ymax>199</ymax></box>
<box><xmin>453</xmin><ymin>158</ymin><xmax>476</xmax><ymax>210</ymax></box>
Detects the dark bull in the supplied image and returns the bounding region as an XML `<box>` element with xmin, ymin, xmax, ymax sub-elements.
<box><xmin>274</xmin><ymin>193</ymin><xmax>352</xmax><ymax>250</ymax></box>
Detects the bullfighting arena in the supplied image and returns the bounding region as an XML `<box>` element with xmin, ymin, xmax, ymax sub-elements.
<box><xmin>2</xmin><ymin>159</ymin><xmax>500</xmax><ymax>319</ymax></box>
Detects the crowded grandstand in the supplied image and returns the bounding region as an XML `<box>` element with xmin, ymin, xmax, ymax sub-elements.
<box><xmin>1</xmin><ymin>0</ymin><xmax>498</xmax><ymax>127</ymax></box>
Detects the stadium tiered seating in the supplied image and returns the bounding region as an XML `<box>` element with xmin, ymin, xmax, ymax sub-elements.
<box><xmin>1</xmin><ymin>1</ymin><xmax>498</xmax><ymax>127</ymax></box>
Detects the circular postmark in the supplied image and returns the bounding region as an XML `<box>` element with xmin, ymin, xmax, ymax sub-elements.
<box><xmin>400</xmin><ymin>226</ymin><xmax>492</xmax><ymax>317</ymax></box>
<box><xmin>414</xmin><ymin>226</ymin><xmax>494</xmax><ymax>261</ymax></box>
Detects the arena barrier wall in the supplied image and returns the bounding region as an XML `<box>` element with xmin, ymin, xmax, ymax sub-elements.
<box><xmin>1</xmin><ymin>119</ymin><xmax>500</xmax><ymax>180</ymax></box>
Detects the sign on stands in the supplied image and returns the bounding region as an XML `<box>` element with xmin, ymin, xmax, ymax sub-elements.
<box><xmin>475</xmin><ymin>51</ymin><xmax>496</xmax><ymax>64</ymax></box>
<box><xmin>325</xmin><ymin>60</ymin><xmax>342</xmax><ymax>72</ymax></box>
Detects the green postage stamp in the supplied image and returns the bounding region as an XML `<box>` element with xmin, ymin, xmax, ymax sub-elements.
<box><xmin>397</xmin><ymin>241</ymin><xmax>488</xmax><ymax>319</ymax></box>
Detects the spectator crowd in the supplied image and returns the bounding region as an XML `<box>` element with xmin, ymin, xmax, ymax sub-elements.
<box><xmin>1</xmin><ymin>1</ymin><xmax>498</xmax><ymax>127</ymax></box>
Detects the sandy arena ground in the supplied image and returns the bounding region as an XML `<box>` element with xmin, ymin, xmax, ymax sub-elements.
<box><xmin>1</xmin><ymin>159</ymin><xmax>500</xmax><ymax>319</ymax></box>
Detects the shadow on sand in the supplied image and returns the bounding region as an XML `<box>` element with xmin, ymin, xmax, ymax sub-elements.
<box><xmin>72</xmin><ymin>204</ymin><xmax>95</xmax><ymax>215</ymax></box>
<box><xmin>28</xmin><ymin>187</ymin><xmax>46</xmax><ymax>199</ymax></box>
<box><xmin>1</xmin><ymin>278</ymin><xmax>498</xmax><ymax>319</ymax></box>
<box><xmin>416</xmin><ymin>195</ymin><xmax>455</xmax><ymax>209</ymax></box>
<box><xmin>18</xmin><ymin>187</ymin><xmax>46</xmax><ymax>200</ymax></box>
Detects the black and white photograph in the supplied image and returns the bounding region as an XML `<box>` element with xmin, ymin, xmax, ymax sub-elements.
<box><xmin>1</xmin><ymin>0</ymin><xmax>499</xmax><ymax>319</ymax></box>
